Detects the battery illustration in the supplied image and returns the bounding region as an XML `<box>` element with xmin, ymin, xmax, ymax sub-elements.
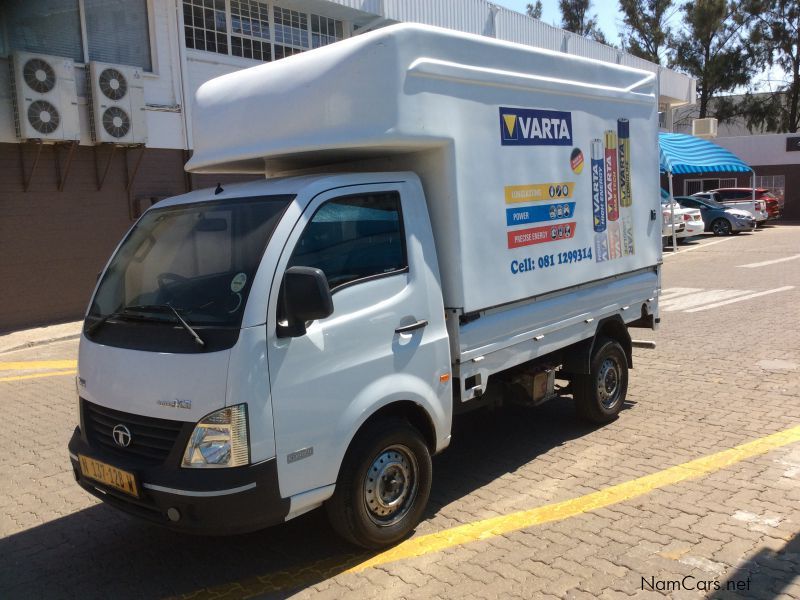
<box><xmin>594</xmin><ymin>232</ymin><xmax>610</xmax><ymax>263</ymax></box>
<box><xmin>591</xmin><ymin>139</ymin><xmax>607</xmax><ymax>232</ymax></box>
<box><xmin>622</xmin><ymin>215</ymin><xmax>635</xmax><ymax>256</ymax></box>
<box><xmin>618</xmin><ymin>119</ymin><xmax>632</xmax><ymax>207</ymax></box>
<box><xmin>604</xmin><ymin>131</ymin><xmax>620</xmax><ymax>221</ymax></box>
<box><xmin>608</xmin><ymin>221</ymin><xmax>622</xmax><ymax>259</ymax></box>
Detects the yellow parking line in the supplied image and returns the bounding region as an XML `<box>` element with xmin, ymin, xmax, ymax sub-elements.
<box><xmin>0</xmin><ymin>360</ymin><xmax>77</xmax><ymax>371</ymax></box>
<box><xmin>0</xmin><ymin>369</ymin><xmax>77</xmax><ymax>383</ymax></box>
<box><xmin>349</xmin><ymin>423</ymin><xmax>800</xmax><ymax>573</ymax></box>
<box><xmin>176</xmin><ymin>423</ymin><xmax>800</xmax><ymax>599</ymax></box>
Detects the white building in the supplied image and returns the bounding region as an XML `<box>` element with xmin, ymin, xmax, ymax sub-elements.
<box><xmin>0</xmin><ymin>0</ymin><xmax>696</xmax><ymax>331</ymax></box>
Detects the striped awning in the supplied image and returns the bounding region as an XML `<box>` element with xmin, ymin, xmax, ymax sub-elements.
<box><xmin>659</xmin><ymin>132</ymin><xmax>751</xmax><ymax>174</ymax></box>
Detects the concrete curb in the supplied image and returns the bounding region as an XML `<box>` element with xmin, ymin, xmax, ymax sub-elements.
<box><xmin>0</xmin><ymin>322</ymin><xmax>83</xmax><ymax>355</ymax></box>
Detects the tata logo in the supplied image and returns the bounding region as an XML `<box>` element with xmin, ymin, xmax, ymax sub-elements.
<box><xmin>112</xmin><ymin>424</ymin><xmax>132</xmax><ymax>448</ymax></box>
<box><xmin>500</xmin><ymin>107</ymin><xmax>573</xmax><ymax>146</ymax></box>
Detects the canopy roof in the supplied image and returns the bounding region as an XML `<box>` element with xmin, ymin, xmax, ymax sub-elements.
<box><xmin>659</xmin><ymin>132</ymin><xmax>751</xmax><ymax>175</ymax></box>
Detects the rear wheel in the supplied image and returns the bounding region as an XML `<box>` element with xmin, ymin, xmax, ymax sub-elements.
<box><xmin>572</xmin><ymin>337</ymin><xmax>628</xmax><ymax>423</ymax></box>
<box><xmin>711</xmin><ymin>218</ymin><xmax>732</xmax><ymax>236</ymax></box>
<box><xmin>326</xmin><ymin>419</ymin><xmax>432</xmax><ymax>549</ymax></box>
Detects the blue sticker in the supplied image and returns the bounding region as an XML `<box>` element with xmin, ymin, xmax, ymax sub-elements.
<box><xmin>506</xmin><ymin>202</ymin><xmax>576</xmax><ymax>226</ymax></box>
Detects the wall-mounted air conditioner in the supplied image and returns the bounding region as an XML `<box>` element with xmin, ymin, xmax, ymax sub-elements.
<box><xmin>10</xmin><ymin>51</ymin><xmax>80</xmax><ymax>142</ymax></box>
<box><xmin>692</xmin><ymin>118</ymin><xmax>718</xmax><ymax>139</ymax></box>
<box><xmin>88</xmin><ymin>61</ymin><xmax>148</xmax><ymax>145</ymax></box>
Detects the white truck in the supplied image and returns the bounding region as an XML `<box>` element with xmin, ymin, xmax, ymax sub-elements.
<box><xmin>69</xmin><ymin>24</ymin><xmax>661</xmax><ymax>548</ymax></box>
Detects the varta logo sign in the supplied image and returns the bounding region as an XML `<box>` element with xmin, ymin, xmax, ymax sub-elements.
<box><xmin>500</xmin><ymin>107</ymin><xmax>573</xmax><ymax>146</ymax></box>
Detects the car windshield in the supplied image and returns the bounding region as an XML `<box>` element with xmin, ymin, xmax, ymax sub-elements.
<box><xmin>88</xmin><ymin>195</ymin><xmax>292</xmax><ymax>328</ymax></box>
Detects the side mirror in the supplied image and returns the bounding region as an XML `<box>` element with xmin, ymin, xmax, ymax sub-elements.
<box><xmin>277</xmin><ymin>266</ymin><xmax>334</xmax><ymax>338</ymax></box>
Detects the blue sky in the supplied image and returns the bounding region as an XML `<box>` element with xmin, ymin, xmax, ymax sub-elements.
<box><xmin>495</xmin><ymin>0</ymin><xmax>686</xmax><ymax>54</ymax></box>
<box><xmin>495</xmin><ymin>0</ymin><xmax>777</xmax><ymax>91</ymax></box>
<box><xmin>496</xmin><ymin>0</ymin><xmax>628</xmax><ymax>45</ymax></box>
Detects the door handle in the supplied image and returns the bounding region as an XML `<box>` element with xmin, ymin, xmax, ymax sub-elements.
<box><xmin>395</xmin><ymin>320</ymin><xmax>428</xmax><ymax>334</ymax></box>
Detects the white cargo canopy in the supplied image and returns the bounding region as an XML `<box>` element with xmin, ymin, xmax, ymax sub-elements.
<box><xmin>187</xmin><ymin>24</ymin><xmax>660</xmax><ymax>314</ymax></box>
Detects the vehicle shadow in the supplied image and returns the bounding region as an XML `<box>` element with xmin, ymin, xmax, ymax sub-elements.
<box><xmin>708</xmin><ymin>531</ymin><xmax>800</xmax><ymax>599</ymax></box>
<box><xmin>0</xmin><ymin>399</ymin><xmax>625</xmax><ymax>599</ymax></box>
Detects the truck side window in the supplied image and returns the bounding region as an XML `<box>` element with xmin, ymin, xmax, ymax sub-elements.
<box><xmin>288</xmin><ymin>192</ymin><xmax>408</xmax><ymax>290</ymax></box>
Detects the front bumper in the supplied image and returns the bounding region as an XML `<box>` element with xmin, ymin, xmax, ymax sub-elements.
<box><xmin>731</xmin><ymin>218</ymin><xmax>756</xmax><ymax>232</ymax></box>
<box><xmin>68</xmin><ymin>427</ymin><xmax>289</xmax><ymax>535</ymax></box>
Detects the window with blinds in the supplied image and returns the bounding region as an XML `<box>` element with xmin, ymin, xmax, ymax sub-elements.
<box><xmin>4</xmin><ymin>0</ymin><xmax>152</xmax><ymax>70</ymax></box>
<box><xmin>86</xmin><ymin>0</ymin><xmax>152</xmax><ymax>70</ymax></box>
<box><xmin>5</xmin><ymin>0</ymin><xmax>85</xmax><ymax>62</ymax></box>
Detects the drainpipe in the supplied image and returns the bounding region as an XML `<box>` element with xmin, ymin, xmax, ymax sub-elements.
<box><xmin>174</xmin><ymin>0</ymin><xmax>193</xmax><ymax>153</ymax></box>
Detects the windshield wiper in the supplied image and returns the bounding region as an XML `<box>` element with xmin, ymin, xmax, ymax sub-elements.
<box><xmin>87</xmin><ymin>304</ymin><xmax>205</xmax><ymax>347</ymax></box>
<box><xmin>85</xmin><ymin>309</ymin><xmax>153</xmax><ymax>336</ymax></box>
<box><xmin>164</xmin><ymin>304</ymin><xmax>205</xmax><ymax>347</ymax></box>
<box><xmin>126</xmin><ymin>304</ymin><xmax>206</xmax><ymax>347</ymax></box>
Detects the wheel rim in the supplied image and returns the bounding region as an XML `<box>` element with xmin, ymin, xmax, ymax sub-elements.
<box><xmin>713</xmin><ymin>220</ymin><xmax>730</xmax><ymax>235</ymax></box>
<box><xmin>363</xmin><ymin>444</ymin><xmax>419</xmax><ymax>527</ymax></box>
<box><xmin>596</xmin><ymin>357</ymin><xmax>622</xmax><ymax>410</ymax></box>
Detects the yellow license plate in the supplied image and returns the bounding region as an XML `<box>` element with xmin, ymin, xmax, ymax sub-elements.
<box><xmin>79</xmin><ymin>455</ymin><xmax>139</xmax><ymax>498</ymax></box>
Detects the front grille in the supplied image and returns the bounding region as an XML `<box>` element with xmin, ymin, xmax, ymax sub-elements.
<box><xmin>82</xmin><ymin>400</ymin><xmax>186</xmax><ymax>465</ymax></box>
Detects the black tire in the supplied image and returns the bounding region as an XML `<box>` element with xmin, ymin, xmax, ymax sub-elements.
<box><xmin>710</xmin><ymin>218</ymin><xmax>732</xmax><ymax>236</ymax></box>
<box><xmin>572</xmin><ymin>337</ymin><xmax>628</xmax><ymax>423</ymax></box>
<box><xmin>325</xmin><ymin>418</ymin><xmax>432</xmax><ymax>549</ymax></box>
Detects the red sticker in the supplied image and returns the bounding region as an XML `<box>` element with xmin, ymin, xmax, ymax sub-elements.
<box><xmin>507</xmin><ymin>222</ymin><xmax>577</xmax><ymax>248</ymax></box>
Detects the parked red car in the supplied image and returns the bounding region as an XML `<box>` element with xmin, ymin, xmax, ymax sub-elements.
<box><xmin>711</xmin><ymin>188</ymin><xmax>782</xmax><ymax>221</ymax></box>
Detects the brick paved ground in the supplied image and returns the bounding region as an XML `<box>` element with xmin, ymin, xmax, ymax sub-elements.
<box><xmin>0</xmin><ymin>225</ymin><xmax>798</xmax><ymax>599</ymax></box>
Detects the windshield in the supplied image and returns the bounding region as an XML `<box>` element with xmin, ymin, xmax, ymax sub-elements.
<box><xmin>88</xmin><ymin>195</ymin><xmax>291</xmax><ymax>335</ymax></box>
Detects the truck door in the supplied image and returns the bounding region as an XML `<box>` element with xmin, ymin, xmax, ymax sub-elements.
<box><xmin>266</xmin><ymin>181</ymin><xmax>451</xmax><ymax>499</ymax></box>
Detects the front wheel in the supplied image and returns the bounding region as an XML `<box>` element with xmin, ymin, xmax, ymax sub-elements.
<box><xmin>326</xmin><ymin>419</ymin><xmax>432</xmax><ymax>549</ymax></box>
<box><xmin>711</xmin><ymin>218</ymin><xmax>732</xmax><ymax>236</ymax></box>
<box><xmin>572</xmin><ymin>337</ymin><xmax>629</xmax><ymax>423</ymax></box>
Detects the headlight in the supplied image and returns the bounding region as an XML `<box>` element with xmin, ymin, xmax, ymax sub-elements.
<box><xmin>182</xmin><ymin>404</ymin><xmax>249</xmax><ymax>468</ymax></box>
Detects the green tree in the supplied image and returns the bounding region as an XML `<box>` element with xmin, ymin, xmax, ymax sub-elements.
<box><xmin>739</xmin><ymin>0</ymin><xmax>800</xmax><ymax>132</ymax></box>
<box><xmin>559</xmin><ymin>0</ymin><xmax>608</xmax><ymax>43</ymax></box>
<box><xmin>527</xmin><ymin>1</ymin><xmax>544</xmax><ymax>19</ymax></box>
<box><xmin>670</xmin><ymin>0</ymin><xmax>751</xmax><ymax>118</ymax></box>
<box><xmin>619</xmin><ymin>0</ymin><xmax>674</xmax><ymax>64</ymax></box>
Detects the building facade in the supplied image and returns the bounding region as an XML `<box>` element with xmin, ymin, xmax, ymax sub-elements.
<box><xmin>665</xmin><ymin>133</ymin><xmax>800</xmax><ymax>220</ymax></box>
<box><xmin>0</xmin><ymin>0</ymin><xmax>696</xmax><ymax>331</ymax></box>
<box><xmin>670</xmin><ymin>98</ymin><xmax>800</xmax><ymax>220</ymax></box>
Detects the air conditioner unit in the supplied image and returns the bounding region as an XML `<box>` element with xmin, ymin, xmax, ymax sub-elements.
<box><xmin>88</xmin><ymin>62</ymin><xmax>148</xmax><ymax>145</ymax></box>
<box><xmin>10</xmin><ymin>51</ymin><xmax>80</xmax><ymax>142</ymax></box>
<box><xmin>692</xmin><ymin>118</ymin><xmax>718</xmax><ymax>139</ymax></box>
